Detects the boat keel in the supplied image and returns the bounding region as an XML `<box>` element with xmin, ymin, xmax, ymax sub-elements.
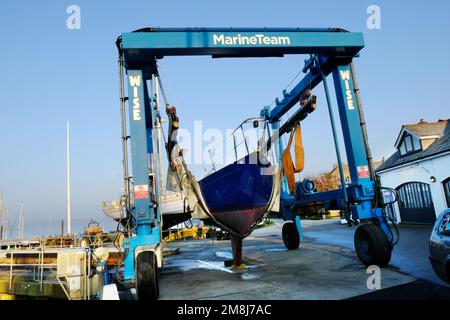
<box><xmin>231</xmin><ymin>235</ymin><xmax>245</xmax><ymax>269</ymax></box>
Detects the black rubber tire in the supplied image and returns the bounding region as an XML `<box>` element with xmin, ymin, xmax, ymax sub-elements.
<box><xmin>354</xmin><ymin>223</ymin><xmax>392</xmax><ymax>267</ymax></box>
<box><xmin>282</xmin><ymin>221</ymin><xmax>300</xmax><ymax>250</ymax></box>
<box><xmin>446</xmin><ymin>263</ymin><xmax>450</xmax><ymax>284</ymax></box>
<box><xmin>136</xmin><ymin>251</ymin><xmax>159</xmax><ymax>300</ymax></box>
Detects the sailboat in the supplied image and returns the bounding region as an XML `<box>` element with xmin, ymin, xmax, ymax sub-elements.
<box><xmin>165</xmin><ymin>116</ymin><xmax>282</xmax><ymax>267</ymax></box>
<box><xmin>197</xmin><ymin>119</ymin><xmax>279</xmax><ymax>238</ymax></box>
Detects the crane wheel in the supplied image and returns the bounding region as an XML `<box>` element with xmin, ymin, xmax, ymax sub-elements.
<box><xmin>282</xmin><ymin>221</ymin><xmax>300</xmax><ymax>250</ymax></box>
<box><xmin>136</xmin><ymin>251</ymin><xmax>159</xmax><ymax>300</ymax></box>
<box><xmin>354</xmin><ymin>223</ymin><xmax>392</xmax><ymax>267</ymax></box>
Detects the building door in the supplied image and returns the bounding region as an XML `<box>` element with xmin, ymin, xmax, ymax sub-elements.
<box><xmin>443</xmin><ymin>177</ymin><xmax>450</xmax><ymax>208</ymax></box>
<box><xmin>396</xmin><ymin>182</ymin><xmax>436</xmax><ymax>224</ymax></box>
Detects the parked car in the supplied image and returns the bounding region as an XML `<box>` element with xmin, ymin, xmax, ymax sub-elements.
<box><xmin>429</xmin><ymin>209</ymin><xmax>450</xmax><ymax>284</ymax></box>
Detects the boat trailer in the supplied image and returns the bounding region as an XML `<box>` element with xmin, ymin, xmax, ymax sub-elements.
<box><xmin>114</xmin><ymin>27</ymin><xmax>399</xmax><ymax>300</ymax></box>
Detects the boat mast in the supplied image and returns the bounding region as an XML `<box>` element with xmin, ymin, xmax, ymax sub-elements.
<box><xmin>18</xmin><ymin>203</ymin><xmax>24</xmax><ymax>238</ymax></box>
<box><xmin>0</xmin><ymin>192</ymin><xmax>3</xmax><ymax>240</ymax></box>
<box><xmin>66</xmin><ymin>121</ymin><xmax>72</xmax><ymax>235</ymax></box>
<box><xmin>4</xmin><ymin>209</ymin><xmax>8</xmax><ymax>240</ymax></box>
<box><xmin>155</xmin><ymin>77</ymin><xmax>165</xmax><ymax>195</ymax></box>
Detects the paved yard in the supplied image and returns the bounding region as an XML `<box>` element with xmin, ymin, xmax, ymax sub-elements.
<box><xmin>156</xmin><ymin>218</ymin><xmax>449</xmax><ymax>300</ymax></box>
<box><xmin>300</xmin><ymin>218</ymin><xmax>449</xmax><ymax>286</ymax></box>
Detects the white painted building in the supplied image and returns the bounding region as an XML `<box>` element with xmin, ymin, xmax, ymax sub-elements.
<box><xmin>376</xmin><ymin>119</ymin><xmax>450</xmax><ymax>224</ymax></box>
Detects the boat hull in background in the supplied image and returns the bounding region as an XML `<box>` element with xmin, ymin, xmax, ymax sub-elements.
<box><xmin>103</xmin><ymin>193</ymin><xmax>192</xmax><ymax>230</ymax></box>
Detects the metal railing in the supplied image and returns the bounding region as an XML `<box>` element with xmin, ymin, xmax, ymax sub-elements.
<box><xmin>0</xmin><ymin>246</ymin><xmax>92</xmax><ymax>300</ymax></box>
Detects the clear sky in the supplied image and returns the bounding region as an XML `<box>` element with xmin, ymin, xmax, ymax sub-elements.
<box><xmin>0</xmin><ymin>0</ymin><xmax>449</xmax><ymax>234</ymax></box>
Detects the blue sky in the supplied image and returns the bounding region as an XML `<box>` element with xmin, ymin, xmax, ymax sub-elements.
<box><xmin>0</xmin><ymin>0</ymin><xmax>449</xmax><ymax>234</ymax></box>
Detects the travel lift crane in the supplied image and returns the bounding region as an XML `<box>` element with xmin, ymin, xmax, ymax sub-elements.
<box><xmin>115</xmin><ymin>27</ymin><xmax>398</xmax><ymax>300</ymax></box>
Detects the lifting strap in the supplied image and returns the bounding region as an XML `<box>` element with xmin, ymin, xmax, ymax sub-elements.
<box><xmin>282</xmin><ymin>123</ymin><xmax>304</xmax><ymax>194</ymax></box>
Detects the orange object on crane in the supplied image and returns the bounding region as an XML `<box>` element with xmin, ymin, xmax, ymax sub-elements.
<box><xmin>282</xmin><ymin>123</ymin><xmax>305</xmax><ymax>194</ymax></box>
<box><xmin>84</xmin><ymin>219</ymin><xmax>103</xmax><ymax>235</ymax></box>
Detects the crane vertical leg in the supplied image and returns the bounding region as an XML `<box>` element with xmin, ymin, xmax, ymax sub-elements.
<box><xmin>331</xmin><ymin>63</ymin><xmax>393</xmax><ymax>266</ymax></box>
<box><xmin>122</xmin><ymin>68</ymin><xmax>162</xmax><ymax>299</ymax></box>
<box><xmin>269</xmin><ymin>114</ymin><xmax>303</xmax><ymax>249</ymax></box>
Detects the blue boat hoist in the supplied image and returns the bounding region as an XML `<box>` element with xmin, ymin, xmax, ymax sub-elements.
<box><xmin>115</xmin><ymin>27</ymin><xmax>399</xmax><ymax>300</ymax></box>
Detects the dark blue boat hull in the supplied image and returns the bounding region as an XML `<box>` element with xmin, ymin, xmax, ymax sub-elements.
<box><xmin>199</xmin><ymin>153</ymin><xmax>274</xmax><ymax>236</ymax></box>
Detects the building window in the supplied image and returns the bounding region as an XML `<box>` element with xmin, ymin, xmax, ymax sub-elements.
<box><xmin>443</xmin><ymin>178</ymin><xmax>450</xmax><ymax>208</ymax></box>
<box><xmin>399</xmin><ymin>143</ymin><xmax>406</xmax><ymax>155</ymax></box>
<box><xmin>405</xmin><ymin>136</ymin><xmax>413</xmax><ymax>151</ymax></box>
<box><xmin>399</xmin><ymin>133</ymin><xmax>422</xmax><ymax>156</ymax></box>
<box><xmin>413</xmin><ymin>136</ymin><xmax>421</xmax><ymax>150</ymax></box>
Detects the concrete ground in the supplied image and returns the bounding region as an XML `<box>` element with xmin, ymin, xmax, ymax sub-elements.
<box><xmin>156</xmin><ymin>218</ymin><xmax>448</xmax><ymax>300</ymax></box>
<box><xmin>300</xmin><ymin>218</ymin><xmax>450</xmax><ymax>287</ymax></box>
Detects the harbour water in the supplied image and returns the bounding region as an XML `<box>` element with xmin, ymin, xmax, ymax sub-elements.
<box><xmin>1</xmin><ymin>215</ymin><xmax>117</xmax><ymax>240</ymax></box>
